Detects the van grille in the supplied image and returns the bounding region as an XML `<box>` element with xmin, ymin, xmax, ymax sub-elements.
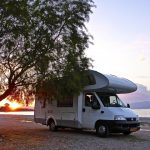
<box><xmin>126</xmin><ymin>118</ymin><xmax>136</xmax><ymax>121</ymax></box>
<box><xmin>122</xmin><ymin>123</ymin><xmax>140</xmax><ymax>128</ymax></box>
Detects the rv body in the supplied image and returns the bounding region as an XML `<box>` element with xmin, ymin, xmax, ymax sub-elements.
<box><xmin>34</xmin><ymin>70</ymin><xmax>140</xmax><ymax>137</ymax></box>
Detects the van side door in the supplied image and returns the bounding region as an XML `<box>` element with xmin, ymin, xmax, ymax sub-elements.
<box><xmin>82</xmin><ymin>92</ymin><xmax>100</xmax><ymax>129</ymax></box>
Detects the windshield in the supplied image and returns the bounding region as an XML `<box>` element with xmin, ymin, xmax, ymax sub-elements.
<box><xmin>96</xmin><ymin>92</ymin><xmax>126</xmax><ymax>107</ymax></box>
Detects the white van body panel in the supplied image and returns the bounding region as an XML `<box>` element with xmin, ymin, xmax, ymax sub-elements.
<box><xmin>34</xmin><ymin>70</ymin><xmax>140</xmax><ymax>134</ymax></box>
<box><xmin>84</xmin><ymin>70</ymin><xmax>137</xmax><ymax>93</ymax></box>
<box><xmin>107</xmin><ymin>107</ymin><xmax>137</xmax><ymax>118</ymax></box>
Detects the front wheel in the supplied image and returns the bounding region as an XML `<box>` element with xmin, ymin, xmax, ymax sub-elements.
<box><xmin>48</xmin><ymin>120</ymin><xmax>57</xmax><ymax>131</ymax></box>
<box><xmin>96</xmin><ymin>123</ymin><xmax>110</xmax><ymax>137</ymax></box>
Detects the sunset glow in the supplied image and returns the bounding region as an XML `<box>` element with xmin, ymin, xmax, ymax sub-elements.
<box><xmin>0</xmin><ymin>99</ymin><xmax>22</xmax><ymax>110</ymax></box>
<box><xmin>9</xmin><ymin>101</ymin><xmax>21</xmax><ymax>110</ymax></box>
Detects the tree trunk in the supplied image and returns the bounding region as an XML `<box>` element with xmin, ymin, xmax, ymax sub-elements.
<box><xmin>0</xmin><ymin>85</ymin><xmax>15</xmax><ymax>101</ymax></box>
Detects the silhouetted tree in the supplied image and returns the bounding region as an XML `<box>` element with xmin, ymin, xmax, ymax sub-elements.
<box><xmin>0</xmin><ymin>0</ymin><xmax>94</xmax><ymax>101</ymax></box>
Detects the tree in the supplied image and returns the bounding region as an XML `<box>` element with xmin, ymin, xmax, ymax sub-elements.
<box><xmin>0</xmin><ymin>0</ymin><xmax>94</xmax><ymax>101</ymax></box>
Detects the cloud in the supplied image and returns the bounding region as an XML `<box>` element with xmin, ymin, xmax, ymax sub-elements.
<box><xmin>118</xmin><ymin>84</ymin><xmax>150</xmax><ymax>104</ymax></box>
<box><xmin>136</xmin><ymin>76</ymin><xmax>150</xmax><ymax>79</ymax></box>
<box><xmin>129</xmin><ymin>37</ymin><xmax>150</xmax><ymax>52</ymax></box>
<box><xmin>138</xmin><ymin>54</ymin><xmax>146</xmax><ymax>62</ymax></box>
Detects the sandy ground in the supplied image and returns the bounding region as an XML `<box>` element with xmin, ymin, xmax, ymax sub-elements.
<box><xmin>0</xmin><ymin>114</ymin><xmax>150</xmax><ymax>150</ymax></box>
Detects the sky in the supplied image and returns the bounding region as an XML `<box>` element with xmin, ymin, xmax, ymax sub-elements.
<box><xmin>86</xmin><ymin>0</ymin><xmax>150</xmax><ymax>103</ymax></box>
<box><xmin>1</xmin><ymin>0</ymin><xmax>150</xmax><ymax>106</ymax></box>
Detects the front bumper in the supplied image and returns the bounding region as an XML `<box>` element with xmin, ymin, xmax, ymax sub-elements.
<box><xmin>108</xmin><ymin>120</ymin><xmax>140</xmax><ymax>133</ymax></box>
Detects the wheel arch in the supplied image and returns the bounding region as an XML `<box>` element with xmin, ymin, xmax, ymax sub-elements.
<box><xmin>95</xmin><ymin>120</ymin><xmax>109</xmax><ymax>129</ymax></box>
<box><xmin>46</xmin><ymin>116</ymin><xmax>57</xmax><ymax>126</ymax></box>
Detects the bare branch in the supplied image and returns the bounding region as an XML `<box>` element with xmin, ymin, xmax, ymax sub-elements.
<box><xmin>53</xmin><ymin>20</ymin><xmax>66</xmax><ymax>42</ymax></box>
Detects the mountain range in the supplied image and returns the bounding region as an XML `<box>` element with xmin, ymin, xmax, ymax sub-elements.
<box><xmin>130</xmin><ymin>101</ymin><xmax>150</xmax><ymax>109</ymax></box>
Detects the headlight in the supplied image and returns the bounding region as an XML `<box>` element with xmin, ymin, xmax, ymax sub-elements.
<box><xmin>114</xmin><ymin>115</ymin><xmax>126</xmax><ymax>120</ymax></box>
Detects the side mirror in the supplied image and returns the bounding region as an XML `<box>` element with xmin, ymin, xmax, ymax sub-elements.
<box><xmin>127</xmin><ymin>104</ymin><xmax>130</xmax><ymax>108</ymax></box>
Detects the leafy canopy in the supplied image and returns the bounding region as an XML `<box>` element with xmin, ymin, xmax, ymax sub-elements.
<box><xmin>0</xmin><ymin>0</ymin><xmax>94</xmax><ymax>101</ymax></box>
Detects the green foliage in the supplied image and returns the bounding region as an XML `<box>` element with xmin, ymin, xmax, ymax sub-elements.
<box><xmin>0</xmin><ymin>0</ymin><xmax>94</xmax><ymax>100</ymax></box>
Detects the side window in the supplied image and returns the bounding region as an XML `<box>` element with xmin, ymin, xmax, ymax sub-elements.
<box><xmin>85</xmin><ymin>93</ymin><xmax>100</xmax><ymax>108</ymax></box>
<box><xmin>110</xmin><ymin>96</ymin><xmax>117</xmax><ymax>105</ymax></box>
<box><xmin>99</xmin><ymin>95</ymin><xmax>110</xmax><ymax>107</ymax></box>
<box><xmin>57</xmin><ymin>96</ymin><xmax>73</xmax><ymax>107</ymax></box>
<box><xmin>85</xmin><ymin>93</ymin><xmax>93</xmax><ymax>107</ymax></box>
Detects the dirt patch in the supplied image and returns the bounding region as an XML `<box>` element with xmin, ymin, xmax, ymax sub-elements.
<box><xmin>0</xmin><ymin>114</ymin><xmax>150</xmax><ymax>150</ymax></box>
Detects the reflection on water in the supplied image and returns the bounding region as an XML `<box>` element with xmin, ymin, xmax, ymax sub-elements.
<box><xmin>0</xmin><ymin>109</ymin><xmax>150</xmax><ymax>117</ymax></box>
<box><xmin>0</xmin><ymin>111</ymin><xmax>34</xmax><ymax>115</ymax></box>
<box><xmin>134</xmin><ymin>109</ymin><xmax>150</xmax><ymax>117</ymax></box>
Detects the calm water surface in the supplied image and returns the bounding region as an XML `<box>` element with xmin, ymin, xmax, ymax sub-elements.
<box><xmin>0</xmin><ymin>109</ymin><xmax>150</xmax><ymax>117</ymax></box>
<box><xmin>0</xmin><ymin>111</ymin><xmax>34</xmax><ymax>115</ymax></box>
<box><xmin>134</xmin><ymin>109</ymin><xmax>150</xmax><ymax>117</ymax></box>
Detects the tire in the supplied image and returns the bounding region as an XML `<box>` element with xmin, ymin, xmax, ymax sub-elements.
<box><xmin>96</xmin><ymin>123</ymin><xmax>109</xmax><ymax>137</ymax></box>
<box><xmin>48</xmin><ymin>120</ymin><xmax>57</xmax><ymax>131</ymax></box>
<box><xmin>123</xmin><ymin>131</ymin><xmax>131</xmax><ymax>135</ymax></box>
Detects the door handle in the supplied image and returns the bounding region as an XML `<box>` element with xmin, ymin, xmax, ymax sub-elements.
<box><xmin>82</xmin><ymin>108</ymin><xmax>85</xmax><ymax>112</ymax></box>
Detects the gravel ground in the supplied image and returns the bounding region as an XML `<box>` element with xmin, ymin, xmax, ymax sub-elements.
<box><xmin>0</xmin><ymin>114</ymin><xmax>150</xmax><ymax>150</ymax></box>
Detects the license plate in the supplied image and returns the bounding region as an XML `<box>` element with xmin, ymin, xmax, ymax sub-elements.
<box><xmin>130</xmin><ymin>128</ymin><xmax>138</xmax><ymax>132</ymax></box>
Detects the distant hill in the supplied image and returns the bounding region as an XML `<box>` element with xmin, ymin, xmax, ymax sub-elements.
<box><xmin>130</xmin><ymin>101</ymin><xmax>150</xmax><ymax>109</ymax></box>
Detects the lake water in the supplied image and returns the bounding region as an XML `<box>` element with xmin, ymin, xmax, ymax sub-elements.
<box><xmin>0</xmin><ymin>109</ymin><xmax>150</xmax><ymax>118</ymax></box>
<box><xmin>134</xmin><ymin>109</ymin><xmax>150</xmax><ymax>118</ymax></box>
<box><xmin>0</xmin><ymin>109</ymin><xmax>150</xmax><ymax>117</ymax></box>
<box><xmin>0</xmin><ymin>111</ymin><xmax>34</xmax><ymax>115</ymax></box>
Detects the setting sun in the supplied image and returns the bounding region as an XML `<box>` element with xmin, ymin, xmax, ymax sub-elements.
<box><xmin>0</xmin><ymin>99</ymin><xmax>22</xmax><ymax>110</ymax></box>
<box><xmin>9</xmin><ymin>101</ymin><xmax>21</xmax><ymax>110</ymax></box>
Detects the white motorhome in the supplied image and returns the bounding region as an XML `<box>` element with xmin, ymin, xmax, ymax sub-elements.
<box><xmin>34</xmin><ymin>70</ymin><xmax>140</xmax><ymax>137</ymax></box>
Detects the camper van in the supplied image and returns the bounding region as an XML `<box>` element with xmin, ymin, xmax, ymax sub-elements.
<box><xmin>34</xmin><ymin>70</ymin><xmax>140</xmax><ymax>137</ymax></box>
